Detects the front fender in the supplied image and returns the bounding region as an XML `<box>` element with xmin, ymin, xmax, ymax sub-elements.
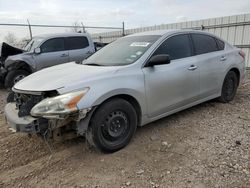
<box><xmin>78</xmin><ymin>88</ymin><xmax>147</xmax><ymax>116</ymax></box>
<box><xmin>71</xmin><ymin>71</ymin><xmax>147</xmax><ymax>116</ymax></box>
<box><xmin>94</xmin><ymin>88</ymin><xmax>145</xmax><ymax>106</ymax></box>
<box><xmin>5</xmin><ymin>55</ymin><xmax>35</xmax><ymax>71</ymax></box>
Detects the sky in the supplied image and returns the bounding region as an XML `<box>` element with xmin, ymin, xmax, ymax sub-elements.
<box><xmin>0</xmin><ymin>0</ymin><xmax>250</xmax><ymax>42</ymax></box>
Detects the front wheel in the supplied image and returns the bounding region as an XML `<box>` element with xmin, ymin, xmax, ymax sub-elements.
<box><xmin>4</xmin><ymin>69</ymin><xmax>29</xmax><ymax>88</ymax></box>
<box><xmin>219</xmin><ymin>71</ymin><xmax>238</xmax><ymax>103</ymax></box>
<box><xmin>86</xmin><ymin>98</ymin><xmax>138</xmax><ymax>153</ymax></box>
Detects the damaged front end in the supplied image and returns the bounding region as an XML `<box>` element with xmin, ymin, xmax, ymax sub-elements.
<box><xmin>0</xmin><ymin>42</ymin><xmax>24</xmax><ymax>61</ymax></box>
<box><xmin>4</xmin><ymin>88</ymin><xmax>93</xmax><ymax>142</ymax></box>
<box><xmin>0</xmin><ymin>42</ymin><xmax>24</xmax><ymax>85</ymax></box>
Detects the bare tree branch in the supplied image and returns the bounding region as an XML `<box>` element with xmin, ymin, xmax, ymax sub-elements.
<box><xmin>4</xmin><ymin>32</ymin><xmax>18</xmax><ymax>46</ymax></box>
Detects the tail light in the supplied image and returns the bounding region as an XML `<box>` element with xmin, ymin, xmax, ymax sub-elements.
<box><xmin>239</xmin><ymin>50</ymin><xmax>246</xmax><ymax>60</ymax></box>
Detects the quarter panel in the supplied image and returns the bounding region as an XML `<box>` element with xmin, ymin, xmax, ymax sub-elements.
<box><xmin>221</xmin><ymin>48</ymin><xmax>246</xmax><ymax>87</ymax></box>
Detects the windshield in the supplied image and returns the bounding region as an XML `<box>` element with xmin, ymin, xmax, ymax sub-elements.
<box><xmin>85</xmin><ymin>35</ymin><xmax>160</xmax><ymax>66</ymax></box>
<box><xmin>24</xmin><ymin>37</ymin><xmax>43</xmax><ymax>52</ymax></box>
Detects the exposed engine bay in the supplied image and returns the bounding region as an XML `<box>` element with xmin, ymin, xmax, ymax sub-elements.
<box><xmin>6</xmin><ymin>89</ymin><xmax>93</xmax><ymax>143</ymax></box>
<box><xmin>0</xmin><ymin>42</ymin><xmax>25</xmax><ymax>86</ymax></box>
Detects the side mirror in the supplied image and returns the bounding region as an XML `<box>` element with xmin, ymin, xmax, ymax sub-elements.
<box><xmin>146</xmin><ymin>54</ymin><xmax>171</xmax><ymax>67</ymax></box>
<box><xmin>34</xmin><ymin>47</ymin><xmax>41</xmax><ymax>54</ymax></box>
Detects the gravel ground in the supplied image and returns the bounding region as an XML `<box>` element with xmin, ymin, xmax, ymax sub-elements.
<box><xmin>0</xmin><ymin>72</ymin><xmax>249</xmax><ymax>188</ymax></box>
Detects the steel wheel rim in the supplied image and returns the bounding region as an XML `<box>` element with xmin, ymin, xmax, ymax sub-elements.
<box><xmin>100</xmin><ymin>110</ymin><xmax>129</xmax><ymax>144</ymax></box>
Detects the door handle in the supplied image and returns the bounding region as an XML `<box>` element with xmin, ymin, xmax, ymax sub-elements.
<box><xmin>188</xmin><ymin>65</ymin><xmax>197</xmax><ymax>71</ymax></box>
<box><xmin>60</xmin><ymin>53</ymin><xmax>68</xmax><ymax>57</ymax></box>
<box><xmin>220</xmin><ymin>56</ymin><xmax>227</xmax><ymax>61</ymax></box>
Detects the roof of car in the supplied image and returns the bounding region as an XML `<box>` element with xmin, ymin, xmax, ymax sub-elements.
<box><xmin>128</xmin><ymin>29</ymin><xmax>214</xmax><ymax>37</ymax></box>
<box><xmin>34</xmin><ymin>32</ymin><xmax>90</xmax><ymax>38</ymax></box>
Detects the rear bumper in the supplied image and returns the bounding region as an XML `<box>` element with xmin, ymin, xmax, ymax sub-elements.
<box><xmin>4</xmin><ymin>103</ymin><xmax>41</xmax><ymax>133</ymax></box>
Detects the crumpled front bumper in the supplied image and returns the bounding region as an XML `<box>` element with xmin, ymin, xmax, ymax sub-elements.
<box><xmin>5</xmin><ymin>102</ymin><xmax>93</xmax><ymax>135</ymax></box>
<box><xmin>4</xmin><ymin>103</ymin><xmax>44</xmax><ymax>133</ymax></box>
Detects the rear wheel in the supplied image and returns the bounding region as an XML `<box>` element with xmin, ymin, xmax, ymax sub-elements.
<box><xmin>86</xmin><ymin>98</ymin><xmax>138</xmax><ymax>153</ymax></box>
<box><xmin>4</xmin><ymin>69</ymin><xmax>29</xmax><ymax>88</ymax></box>
<box><xmin>219</xmin><ymin>71</ymin><xmax>238</xmax><ymax>103</ymax></box>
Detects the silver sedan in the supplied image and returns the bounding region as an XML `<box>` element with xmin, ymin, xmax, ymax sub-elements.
<box><xmin>5</xmin><ymin>29</ymin><xmax>246</xmax><ymax>152</ymax></box>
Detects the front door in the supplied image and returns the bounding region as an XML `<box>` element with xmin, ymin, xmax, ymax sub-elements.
<box><xmin>34</xmin><ymin>37</ymin><xmax>69</xmax><ymax>70</ymax></box>
<box><xmin>143</xmin><ymin>34</ymin><xmax>200</xmax><ymax>118</ymax></box>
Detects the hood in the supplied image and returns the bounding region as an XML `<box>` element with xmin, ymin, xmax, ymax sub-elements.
<box><xmin>14</xmin><ymin>62</ymin><xmax>120</xmax><ymax>92</ymax></box>
<box><xmin>0</xmin><ymin>42</ymin><xmax>24</xmax><ymax>60</ymax></box>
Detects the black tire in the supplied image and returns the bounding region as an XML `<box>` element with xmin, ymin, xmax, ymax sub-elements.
<box><xmin>219</xmin><ymin>71</ymin><xmax>238</xmax><ymax>103</ymax></box>
<box><xmin>4</xmin><ymin>69</ymin><xmax>29</xmax><ymax>88</ymax></box>
<box><xmin>86</xmin><ymin>98</ymin><xmax>138</xmax><ymax>153</ymax></box>
<box><xmin>6</xmin><ymin>91</ymin><xmax>15</xmax><ymax>103</ymax></box>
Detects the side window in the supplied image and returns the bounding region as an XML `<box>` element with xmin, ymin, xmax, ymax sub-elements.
<box><xmin>216</xmin><ymin>39</ymin><xmax>225</xmax><ymax>50</ymax></box>
<box><xmin>40</xmin><ymin>38</ymin><xmax>65</xmax><ymax>53</ymax></box>
<box><xmin>66</xmin><ymin>36</ymin><xmax>89</xmax><ymax>50</ymax></box>
<box><xmin>153</xmin><ymin>34</ymin><xmax>192</xmax><ymax>60</ymax></box>
<box><xmin>191</xmin><ymin>34</ymin><xmax>218</xmax><ymax>55</ymax></box>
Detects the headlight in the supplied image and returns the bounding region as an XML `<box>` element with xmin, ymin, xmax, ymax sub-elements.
<box><xmin>31</xmin><ymin>88</ymin><xmax>89</xmax><ymax>117</ymax></box>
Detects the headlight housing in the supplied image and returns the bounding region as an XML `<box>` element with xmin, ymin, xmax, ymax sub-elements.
<box><xmin>31</xmin><ymin>88</ymin><xmax>89</xmax><ymax>118</ymax></box>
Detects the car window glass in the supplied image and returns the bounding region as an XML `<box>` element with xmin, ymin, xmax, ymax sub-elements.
<box><xmin>216</xmin><ymin>39</ymin><xmax>225</xmax><ymax>50</ymax></box>
<box><xmin>84</xmin><ymin>35</ymin><xmax>160</xmax><ymax>66</ymax></box>
<box><xmin>153</xmin><ymin>34</ymin><xmax>192</xmax><ymax>60</ymax></box>
<box><xmin>66</xmin><ymin>37</ymin><xmax>89</xmax><ymax>50</ymax></box>
<box><xmin>41</xmin><ymin>38</ymin><xmax>65</xmax><ymax>53</ymax></box>
<box><xmin>192</xmin><ymin>34</ymin><xmax>218</xmax><ymax>54</ymax></box>
<box><xmin>24</xmin><ymin>37</ymin><xmax>43</xmax><ymax>52</ymax></box>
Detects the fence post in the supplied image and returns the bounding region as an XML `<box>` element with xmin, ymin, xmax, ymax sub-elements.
<box><xmin>27</xmin><ymin>19</ymin><xmax>32</xmax><ymax>39</ymax></box>
<box><xmin>122</xmin><ymin>21</ymin><xmax>125</xmax><ymax>36</ymax></box>
<box><xmin>81</xmin><ymin>22</ymin><xmax>86</xmax><ymax>33</ymax></box>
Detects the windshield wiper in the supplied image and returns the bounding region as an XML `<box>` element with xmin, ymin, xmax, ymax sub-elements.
<box><xmin>84</xmin><ymin>63</ymin><xmax>102</xmax><ymax>66</ymax></box>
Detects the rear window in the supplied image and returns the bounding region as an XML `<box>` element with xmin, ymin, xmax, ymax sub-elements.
<box><xmin>191</xmin><ymin>34</ymin><xmax>218</xmax><ymax>55</ymax></box>
<box><xmin>216</xmin><ymin>39</ymin><xmax>225</xmax><ymax>50</ymax></box>
<box><xmin>66</xmin><ymin>36</ymin><xmax>89</xmax><ymax>50</ymax></box>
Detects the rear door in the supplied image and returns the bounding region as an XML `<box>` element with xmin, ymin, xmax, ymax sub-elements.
<box><xmin>66</xmin><ymin>36</ymin><xmax>94</xmax><ymax>62</ymax></box>
<box><xmin>34</xmin><ymin>37</ymin><xmax>69</xmax><ymax>70</ymax></box>
<box><xmin>191</xmin><ymin>33</ymin><xmax>226</xmax><ymax>98</ymax></box>
<box><xmin>143</xmin><ymin>34</ymin><xmax>200</xmax><ymax>118</ymax></box>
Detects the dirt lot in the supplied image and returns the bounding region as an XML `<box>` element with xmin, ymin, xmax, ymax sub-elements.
<box><xmin>0</xmin><ymin>76</ymin><xmax>250</xmax><ymax>188</ymax></box>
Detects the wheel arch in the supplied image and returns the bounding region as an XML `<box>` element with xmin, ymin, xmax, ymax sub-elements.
<box><xmin>7</xmin><ymin>61</ymin><xmax>33</xmax><ymax>73</ymax></box>
<box><xmin>228</xmin><ymin>67</ymin><xmax>240</xmax><ymax>86</ymax></box>
<box><xmin>77</xmin><ymin>93</ymin><xmax>142</xmax><ymax>137</ymax></box>
<box><xmin>93</xmin><ymin>94</ymin><xmax>142</xmax><ymax>126</ymax></box>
